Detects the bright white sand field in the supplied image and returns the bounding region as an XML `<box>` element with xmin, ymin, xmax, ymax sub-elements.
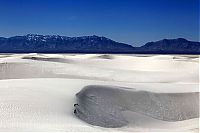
<box><xmin>0</xmin><ymin>54</ymin><xmax>199</xmax><ymax>132</ymax></box>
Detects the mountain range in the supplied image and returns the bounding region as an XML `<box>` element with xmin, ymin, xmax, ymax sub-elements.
<box><xmin>0</xmin><ymin>34</ymin><xmax>199</xmax><ymax>54</ymax></box>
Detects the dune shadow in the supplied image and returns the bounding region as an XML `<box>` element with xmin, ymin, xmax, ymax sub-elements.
<box><xmin>91</xmin><ymin>55</ymin><xmax>115</xmax><ymax>59</ymax></box>
<box><xmin>22</xmin><ymin>56</ymin><xmax>74</xmax><ymax>63</ymax></box>
<box><xmin>74</xmin><ymin>85</ymin><xmax>199</xmax><ymax>128</ymax></box>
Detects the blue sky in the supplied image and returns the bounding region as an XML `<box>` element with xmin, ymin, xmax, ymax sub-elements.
<box><xmin>0</xmin><ymin>0</ymin><xmax>199</xmax><ymax>46</ymax></box>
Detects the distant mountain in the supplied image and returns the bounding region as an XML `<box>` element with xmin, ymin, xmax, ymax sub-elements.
<box><xmin>0</xmin><ymin>34</ymin><xmax>134</xmax><ymax>53</ymax></box>
<box><xmin>0</xmin><ymin>34</ymin><xmax>199</xmax><ymax>54</ymax></box>
<box><xmin>135</xmin><ymin>38</ymin><xmax>200</xmax><ymax>54</ymax></box>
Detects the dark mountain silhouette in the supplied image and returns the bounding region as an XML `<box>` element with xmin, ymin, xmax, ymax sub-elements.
<box><xmin>135</xmin><ymin>38</ymin><xmax>200</xmax><ymax>54</ymax></box>
<box><xmin>0</xmin><ymin>34</ymin><xmax>199</xmax><ymax>54</ymax></box>
<box><xmin>0</xmin><ymin>34</ymin><xmax>134</xmax><ymax>53</ymax></box>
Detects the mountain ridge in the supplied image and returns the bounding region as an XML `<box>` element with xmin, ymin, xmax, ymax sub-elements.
<box><xmin>137</xmin><ymin>38</ymin><xmax>200</xmax><ymax>54</ymax></box>
<box><xmin>0</xmin><ymin>34</ymin><xmax>199</xmax><ymax>54</ymax></box>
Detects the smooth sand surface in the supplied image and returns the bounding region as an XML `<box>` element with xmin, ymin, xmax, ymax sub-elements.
<box><xmin>0</xmin><ymin>54</ymin><xmax>199</xmax><ymax>132</ymax></box>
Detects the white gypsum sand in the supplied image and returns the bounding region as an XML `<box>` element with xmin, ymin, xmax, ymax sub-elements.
<box><xmin>0</xmin><ymin>54</ymin><xmax>199</xmax><ymax>132</ymax></box>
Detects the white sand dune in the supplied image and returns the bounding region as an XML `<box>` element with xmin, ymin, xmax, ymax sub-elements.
<box><xmin>0</xmin><ymin>54</ymin><xmax>199</xmax><ymax>132</ymax></box>
<box><xmin>0</xmin><ymin>54</ymin><xmax>198</xmax><ymax>83</ymax></box>
<box><xmin>74</xmin><ymin>85</ymin><xmax>199</xmax><ymax>128</ymax></box>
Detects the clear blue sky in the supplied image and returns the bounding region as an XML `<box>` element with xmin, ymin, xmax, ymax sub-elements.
<box><xmin>0</xmin><ymin>0</ymin><xmax>199</xmax><ymax>46</ymax></box>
